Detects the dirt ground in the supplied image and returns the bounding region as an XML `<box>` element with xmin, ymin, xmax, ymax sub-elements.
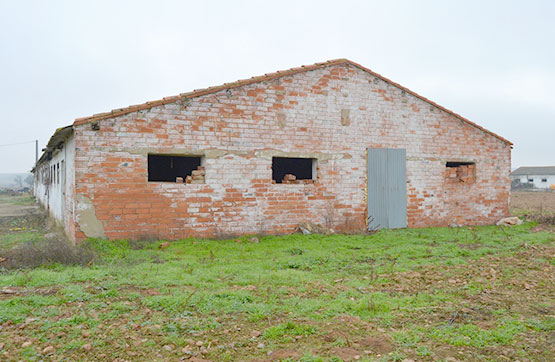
<box><xmin>511</xmin><ymin>191</ymin><xmax>555</xmax><ymax>213</ymax></box>
<box><xmin>0</xmin><ymin>199</ymin><xmax>39</xmax><ymax>217</ymax></box>
<box><xmin>0</xmin><ymin>194</ymin><xmax>44</xmax><ymax>235</ymax></box>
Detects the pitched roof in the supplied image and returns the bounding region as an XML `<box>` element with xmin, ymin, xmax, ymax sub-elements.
<box><xmin>511</xmin><ymin>166</ymin><xmax>555</xmax><ymax>176</ymax></box>
<box><xmin>73</xmin><ymin>58</ymin><xmax>512</xmax><ymax>145</ymax></box>
<box><xmin>32</xmin><ymin>125</ymin><xmax>73</xmax><ymax>170</ymax></box>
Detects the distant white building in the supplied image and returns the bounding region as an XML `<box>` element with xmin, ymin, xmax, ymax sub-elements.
<box><xmin>511</xmin><ymin>166</ymin><xmax>555</xmax><ymax>190</ymax></box>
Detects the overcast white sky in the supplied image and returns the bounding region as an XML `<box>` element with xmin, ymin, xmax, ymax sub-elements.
<box><xmin>1</xmin><ymin>0</ymin><xmax>553</xmax><ymax>173</ymax></box>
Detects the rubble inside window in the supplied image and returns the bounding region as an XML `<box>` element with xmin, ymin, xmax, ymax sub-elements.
<box><xmin>272</xmin><ymin>157</ymin><xmax>316</xmax><ymax>184</ymax></box>
<box><xmin>148</xmin><ymin>155</ymin><xmax>204</xmax><ymax>183</ymax></box>
<box><xmin>445</xmin><ymin>161</ymin><xmax>475</xmax><ymax>183</ymax></box>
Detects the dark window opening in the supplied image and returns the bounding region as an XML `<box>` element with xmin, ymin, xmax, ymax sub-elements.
<box><xmin>446</xmin><ymin>161</ymin><xmax>474</xmax><ymax>168</ymax></box>
<box><xmin>272</xmin><ymin>157</ymin><xmax>315</xmax><ymax>184</ymax></box>
<box><xmin>528</xmin><ymin>178</ymin><xmax>534</xmax><ymax>183</ymax></box>
<box><xmin>541</xmin><ymin>178</ymin><xmax>547</xmax><ymax>182</ymax></box>
<box><xmin>148</xmin><ymin>154</ymin><xmax>202</xmax><ymax>182</ymax></box>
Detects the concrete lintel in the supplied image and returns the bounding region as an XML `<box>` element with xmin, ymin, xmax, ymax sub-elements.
<box><xmin>406</xmin><ymin>156</ymin><xmax>478</xmax><ymax>163</ymax></box>
<box><xmin>107</xmin><ymin>147</ymin><xmax>349</xmax><ymax>161</ymax></box>
<box><xmin>113</xmin><ymin>147</ymin><xmax>249</xmax><ymax>159</ymax></box>
<box><xmin>254</xmin><ymin>149</ymin><xmax>348</xmax><ymax>161</ymax></box>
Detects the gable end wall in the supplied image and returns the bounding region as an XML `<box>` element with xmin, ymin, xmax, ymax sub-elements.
<box><xmin>71</xmin><ymin>64</ymin><xmax>510</xmax><ymax>241</ymax></box>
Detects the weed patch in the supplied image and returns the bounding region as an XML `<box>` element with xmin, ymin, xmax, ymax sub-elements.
<box><xmin>264</xmin><ymin>321</ymin><xmax>316</xmax><ymax>340</ymax></box>
<box><xmin>428</xmin><ymin>319</ymin><xmax>525</xmax><ymax>347</ymax></box>
<box><xmin>0</xmin><ymin>238</ymin><xmax>96</xmax><ymax>269</ymax></box>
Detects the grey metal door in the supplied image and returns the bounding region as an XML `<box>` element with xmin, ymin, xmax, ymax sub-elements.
<box><xmin>367</xmin><ymin>148</ymin><xmax>407</xmax><ymax>230</ymax></box>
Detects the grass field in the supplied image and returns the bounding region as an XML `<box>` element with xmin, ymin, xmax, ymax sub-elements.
<box><xmin>0</xmin><ymin>194</ymin><xmax>554</xmax><ymax>361</ymax></box>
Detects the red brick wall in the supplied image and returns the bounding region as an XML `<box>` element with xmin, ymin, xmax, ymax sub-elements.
<box><xmin>72</xmin><ymin>63</ymin><xmax>510</xmax><ymax>241</ymax></box>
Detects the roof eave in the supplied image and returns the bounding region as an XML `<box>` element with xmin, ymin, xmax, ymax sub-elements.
<box><xmin>34</xmin><ymin>125</ymin><xmax>73</xmax><ymax>169</ymax></box>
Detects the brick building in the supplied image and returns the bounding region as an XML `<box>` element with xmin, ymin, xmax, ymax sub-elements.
<box><xmin>33</xmin><ymin>59</ymin><xmax>512</xmax><ymax>243</ymax></box>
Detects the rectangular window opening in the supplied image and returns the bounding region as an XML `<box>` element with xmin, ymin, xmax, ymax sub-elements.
<box><xmin>445</xmin><ymin>161</ymin><xmax>476</xmax><ymax>183</ymax></box>
<box><xmin>528</xmin><ymin>178</ymin><xmax>534</xmax><ymax>183</ymax></box>
<box><xmin>272</xmin><ymin>157</ymin><xmax>316</xmax><ymax>184</ymax></box>
<box><xmin>148</xmin><ymin>154</ymin><xmax>203</xmax><ymax>183</ymax></box>
<box><xmin>541</xmin><ymin>178</ymin><xmax>547</xmax><ymax>182</ymax></box>
<box><xmin>446</xmin><ymin>161</ymin><xmax>474</xmax><ymax>168</ymax></box>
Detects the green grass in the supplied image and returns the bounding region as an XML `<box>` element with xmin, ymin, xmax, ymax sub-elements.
<box><xmin>0</xmin><ymin>224</ymin><xmax>553</xmax><ymax>361</ymax></box>
<box><xmin>428</xmin><ymin>318</ymin><xmax>526</xmax><ymax>347</ymax></box>
<box><xmin>0</xmin><ymin>231</ymin><xmax>43</xmax><ymax>250</ymax></box>
<box><xmin>263</xmin><ymin>321</ymin><xmax>316</xmax><ymax>340</ymax></box>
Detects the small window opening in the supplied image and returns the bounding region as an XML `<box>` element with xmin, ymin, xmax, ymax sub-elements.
<box><xmin>272</xmin><ymin>157</ymin><xmax>316</xmax><ymax>184</ymax></box>
<box><xmin>57</xmin><ymin>163</ymin><xmax>60</xmax><ymax>184</ymax></box>
<box><xmin>446</xmin><ymin>161</ymin><xmax>474</xmax><ymax>168</ymax></box>
<box><xmin>541</xmin><ymin>178</ymin><xmax>547</xmax><ymax>182</ymax></box>
<box><xmin>528</xmin><ymin>178</ymin><xmax>534</xmax><ymax>183</ymax></box>
<box><xmin>148</xmin><ymin>154</ymin><xmax>203</xmax><ymax>183</ymax></box>
<box><xmin>445</xmin><ymin>161</ymin><xmax>475</xmax><ymax>183</ymax></box>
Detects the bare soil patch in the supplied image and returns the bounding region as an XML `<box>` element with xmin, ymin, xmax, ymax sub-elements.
<box><xmin>329</xmin><ymin>347</ymin><xmax>362</xmax><ymax>361</ymax></box>
<box><xmin>511</xmin><ymin>191</ymin><xmax>555</xmax><ymax>213</ymax></box>
<box><xmin>268</xmin><ymin>349</ymin><xmax>301</xmax><ymax>361</ymax></box>
<box><xmin>0</xmin><ymin>195</ymin><xmax>44</xmax><ymax>236</ymax></box>
<box><xmin>0</xmin><ymin>204</ymin><xmax>39</xmax><ymax>218</ymax></box>
<box><xmin>357</xmin><ymin>336</ymin><xmax>393</xmax><ymax>354</ymax></box>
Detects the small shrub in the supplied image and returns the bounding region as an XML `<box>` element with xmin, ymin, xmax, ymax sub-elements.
<box><xmin>287</xmin><ymin>248</ymin><xmax>304</xmax><ymax>255</ymax></box>
<box><xmin>0</xmin><ymin>238</ymin><xmax>96</xmax><ymax>269</ymax></box>
<box><xmin>529</xmin><ymin>214</ymin><xmax>555</xmax><ymax>225</ymax></box>
<box><xmin>62</xmin><ymin>285</ymin><xmax>92</xmax><ymax>302</ymax></box>
<box><xmin>416</xmin><ymin>345</ymin><xmax>432</xmax><ymax>356</ymax></box>
<box><xmin>263</xmin><ymin>321</ymin><xmax>315</xmax><ymax>340</ymax></box>
<box><xmin>127</xmin><ymin>239</ymin><xmax>156</xmax><ymax>250</ymax></box>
